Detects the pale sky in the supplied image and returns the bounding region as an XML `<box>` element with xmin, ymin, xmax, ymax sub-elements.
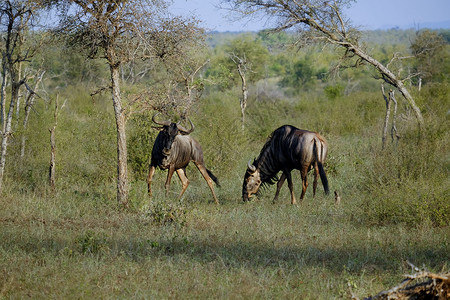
<box><xmin>170</xmin><ymin>0</ymin><xmax>450</xmax><ymax>32</ymax></box>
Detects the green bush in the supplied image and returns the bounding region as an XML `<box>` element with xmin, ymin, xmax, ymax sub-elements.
<box><xmin>128</xmin><ymin>113</ymin><xmax>157</xmax><ymax>181</ymax></box>
<box><xmin>324</xmin><ymin>84</ymin><xmax>344</xmax><ymax>100</ymax></box>
<box><xmin>77</xmin><ymin>230</ymin><xmax>109</xmax><ymax>256</ymax></box>
<box><xmin>145</xmin><ymin>200</ymin><xmax>189</xmax><ymax>226</ymax></box>
<box><xmin>358</xmin><ymin>118</ymin><xmax>449</xmax><ymax>227</ymax></box>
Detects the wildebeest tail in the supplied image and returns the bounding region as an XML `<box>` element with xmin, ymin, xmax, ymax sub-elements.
<box><xmin>207</xmin><ymin>168</ymin><xmax>221</xmax><ymax>187</ymax></box>
<box><xmin>318</xmin><ymin>162</ymin><xmax>329</xmax><ymax>195</ymax></box>
<box><xmin>314</xmin><ymin>137</ymin><xmax>329</xmax><ymax>195</ymax></box>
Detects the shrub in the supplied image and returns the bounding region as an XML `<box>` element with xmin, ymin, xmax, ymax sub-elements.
<box><xmin>358</xmin><ymin>118</ymin><xmax>449</xmax><ymax>227</ymax></box>
<box><xmin>145</xmin><ymin>200</ymin><xmax>188</xmax><ymax>226</ymax></box>
<box><xmin>77</xmin><ymin>230</ymin><xmax>110</xmax><ymax>256</ymax></box>
<box><xmin>324</xmin><ymin>84</ymin><xmax>344</xmax><ymax>100</ymax></box>
<box><xmin>128</xmin><ymin>113</ymin><xmax>157</xmax><ymax>181</ymax></box>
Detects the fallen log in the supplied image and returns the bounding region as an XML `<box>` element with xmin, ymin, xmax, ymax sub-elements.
<box><xmin>362</xmin><ymin>263</ymin><xmax>449</xmax><ymax>300</ymax></box>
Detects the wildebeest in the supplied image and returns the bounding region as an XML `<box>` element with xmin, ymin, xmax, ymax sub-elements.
<box><xmin>147</xmin><ymin>113</ymin><xmax>220</xmax><ymax>204</ymax></box>
<box><xmin>242</xmin><ymin>125</ymin><xmax>329</xmax><ymax>204</ymax></box>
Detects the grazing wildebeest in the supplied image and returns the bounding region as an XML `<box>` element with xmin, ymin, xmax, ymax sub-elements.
<box><xmin>147</xmin><ymin>113</ymin><xmax>220</xmax><ymax>204</ymax></box>
<box><xmin>242</xmin><ymin>125</ymin><xmax>329</xmax><ymax>205</ymax></box>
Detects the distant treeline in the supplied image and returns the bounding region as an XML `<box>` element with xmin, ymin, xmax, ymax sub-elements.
<box><xmin>207</xmin><ymin>28</ymin><xmax>450</xmax><ymax>48</ymax></box>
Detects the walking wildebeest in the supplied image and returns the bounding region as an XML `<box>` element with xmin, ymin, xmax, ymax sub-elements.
<box><xmin>242</xmin><ymin>125</ymin><xmax>329</xmax><ymax>205</ymax></box>
<box><xmin>147</xmin><ymin>113</ymin><xmax>220</xmax><ymax>204</ymax></box>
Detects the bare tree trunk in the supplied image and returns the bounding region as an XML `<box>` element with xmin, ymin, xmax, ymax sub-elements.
<box><xmin>0</xmin><ymin>80</ymin><xmax>20</xmax><ymax>192</ymax></box>
<box><xmin>48</xmin><ymin>96</ymin><xmax>66</xmax><ymax>192</ymax></box>
<box><xmin>49</xmin><ymin>126</ymin><xmax>56</xmax><ymax>190</ymax></box>
<box><xmin>390</xmin><ymin>90</ymin><xmax>400</xmax><ymax>145</ymax></box>
<box><xmin>0</xmin><ymin>67</ymin><xmax>6</xmax><ymax>127</ymax></box>
<box><xmin>239</xmin><ymin>70</ymin><xmax>248</xmax><ymax>129</ymax></box>
<box><xmin>381</xmin><ymin>85</ymin><xmax>401</xmax><ymax>149</ymax></box>
<box><xmin>14</xmin><ymin>63</ymin><xmax>22</xmax><ymax>130</ymax></box>
<box><xmin>0</xmin><ymin>136</ymin><xmax>8</xmax><ymax>192</ymax></box>
<box><xmin>381</xmin><ymin>84</ymin><xmax>391</xmax><ymax>150</ymax></box>
<box><xmin>49</xmin><ymin>99</ymin><xmax>57</xmax><ymax>191</ymax></box>
<box><xmin>237</xmin><ymin>61</ymin><xmax>247</xmax><ymax>129</ymax></box>
<box><xmin>21</xmin><ymin>71</ymin><xmax>44</xmax><ymax>157</ymax></box>
<box><xmin>110</xmin><ymin>65</ymin><xmax>129</xmax><ymax>208</ymax></box>
<box><xmin>230</xmin><ymin>54</ymin><xmax>249</xmax><ymax>129</ymax></box>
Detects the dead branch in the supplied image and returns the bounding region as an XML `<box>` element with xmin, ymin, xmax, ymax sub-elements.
<box><xmin>90</xmin><ymin>86</ymin><xmax>110</xmax><ymax>98</ymax></box>
<box><xmin>363</xmin><ymin>262</ymin><xmax>449</xmax><ymax>300</ymax></box>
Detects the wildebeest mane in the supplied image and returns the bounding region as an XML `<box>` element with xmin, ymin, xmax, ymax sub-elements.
<box><xmin>150</xmin><ymin>132</ymin><xmax>167</xmax><ymax>169</ymax></box>
<box><xmin>254</xmin><ymin>126</ymin><xmax>293</xmax><ymax>186</ymax></box>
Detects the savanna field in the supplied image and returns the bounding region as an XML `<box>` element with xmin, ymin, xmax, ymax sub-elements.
<box><xmin>1</xmin><ymin>29</ymin><xmax>449</xmax><ymax>298</ymax></box>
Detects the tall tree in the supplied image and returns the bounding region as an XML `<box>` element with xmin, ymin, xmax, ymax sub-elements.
<box><xmin>410</xmin><ymin>29</ymin><xmax>447</xmax><ymax>86</ymax></box>
<box><xmin>57</xmin><ymin>0</ymin><xmax>203</xmax><ymax>207</ymax></box>
<box><xmin>205</xmin><ymin>35</ymin><xmax>269</xmax><ymax>126</ymax></box>
<box><xmin>226</xmin><ymin>0</ymin><xmax>424</xmax><ymax>127</ymax></box>
<box><xmin>142</xmin><ymin>17</ymin><xmax>207</xmax><ymax>118</ymax></box>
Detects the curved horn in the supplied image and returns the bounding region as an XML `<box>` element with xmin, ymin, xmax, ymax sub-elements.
<box><xmin>152</xmin><ymin>112</ymin><xmax>171</xmax><ymax>126</ymax></box>
<box><xmin>247</xmin><ymin>160</ymin><xmax>256</xmax><ymax>173</ymax></box>
<box><xmin>177</xmin><ymin>118</ymin><xmax>195</xmax><ymax>135</ymax></box>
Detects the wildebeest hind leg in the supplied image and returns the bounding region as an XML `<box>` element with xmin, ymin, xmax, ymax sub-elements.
<box><xmin>273</xmin><ymin>173</ymin><xmax>286</xmax><ymax>204</ymax></box>
<box><xmin>194</xmin><ymin>162</ymin><xmax>219</xmax><ymax>204</ymax></box>
<box><xmin>313</xmin><ymin>162</ymin><xmax>319</xmax><ymax>197</ymax></box>
<box><xmin>299</xmin><ymin>168</ymin><xmax>308</xmax><ymax>202</ymax></box>
<box><xmin>176</xmin><ymin>168</ymin><xmax>190</xmax><ymax>199</ymax></box>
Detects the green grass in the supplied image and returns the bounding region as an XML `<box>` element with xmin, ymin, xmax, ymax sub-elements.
<box><xmin>1</xmin><ymin>81</ymin><xmax>449</xmax><ymax>298</ymax></box>
<box><xmin>1</xmin><ymin>191</ymin><xmax>449</xmax><ymax>299</ymax></box>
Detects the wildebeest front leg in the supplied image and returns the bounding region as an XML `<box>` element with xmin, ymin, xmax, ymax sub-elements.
<box><xmin>176</xmin><ymin>168</ymin><xmax>190</xmax><ymax>199</ymax></box>
<box><xmin>194</xmin><ymin>162</ymin><xmax>219</xmax><ymax>205</ymax></box>
<box><xmin>165</xmin><ymin>165</ymin><xmax>176</xmax><ymax>196</ymax></box>
<box><xmin>285</xmin><ymin>171</ymin><xmax>297</xmax><ymax>205</ymax></box>
<box><xmin>273</xmin><ymin>173</ymin><xmax>286</xmax><ymax>204</ymax></box>
<box><xmin>147</xmin><ymin>165</ymin><xmax>156</xmax><ymax>198</ymax></box>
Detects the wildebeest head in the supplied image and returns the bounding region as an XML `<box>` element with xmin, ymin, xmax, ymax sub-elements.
<box><xmin>242</xmin><ymin>160</ymin><xmax>262</xmax><ymax>202</ymax></box>
<box><xmin>152</xmin><ymin>113</ymin><xmax>194</xmax><ymax>156</ymax></box>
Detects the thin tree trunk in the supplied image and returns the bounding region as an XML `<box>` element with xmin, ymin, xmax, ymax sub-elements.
<box><xmin>0</xmin><ymin>67</ymin><xmax>7</xmax><ymax>127</ymax></box>
<box><xmin>0</xmin><ymin>135</ymin><xmax>8</xmax><ymax>192</ymax></box>
<box><xmin>49</xmin><ymin>126</ymin><xmax>56</xmax><ymax>190</ymax></box>
<box><xmin>0</xmin><ymin>81</ymin><xmax>19</xmax><ymax>192</ymax></box>
<box><xmin>390</xmin><ymin>90</ymin><xmax>400</xmax><ymax>145</ymax></box>
<box><xmin>237</xmin><ymin>64</ymin><xmax>247</xmax><ymax>129</ymax></box>
<box><xmin>110</xmin><ymin>65</ymin><xmax>129</xmax><ymax>208</ymax></box>
<box><xmin>48</xmin><ymin>96</ymin><xmax>66</xmax><ymax>192</ymax></box>
<box><xmin>14</xmin><ymin>63</ymin><xmax>22</xmax><ymax>130</ymax></box>
<box><xmin>381</xmin><ymin>84</ymin><xmax>391</xmax><ymax>149</ymax></box>
<box><xmin>49</xmin><ymin>122</ymin><xmax>56</xmax><ymax>192</ymax></box>
<box><xmin>48</xmin><ymin>96</ymin><xmax>59</xmax><ymax>191</ymax></box>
